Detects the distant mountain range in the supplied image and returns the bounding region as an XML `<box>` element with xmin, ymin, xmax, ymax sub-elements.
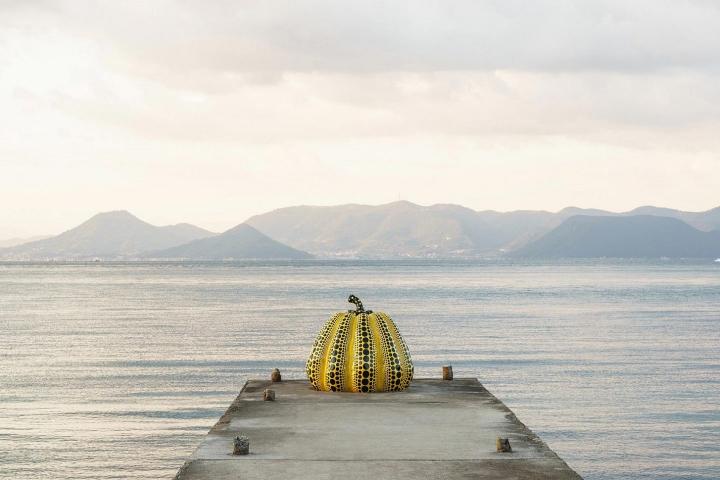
<box><xmin>0</xmin><ymin>211</ymin><xmax>310</xmax><ymax>260</ymax></box>
<box><xmin>2</xmin><ymin>202</ymin><xmax>720</xmax><ymax>260</ymax></box>
<box><xmin>0</xmin><ymin>211</ymin><xmax>216</xmax><ymax>260</ymax></box>
<box><xmin>247</xmin><ymin>201</ymin><xmax>720</xmax><ymax>258</ymax></box>
<box><xmin>510</xmin><ymin>215</ymin><xmax>720</xmax><ymax>258</ymax></box>
<box><xmin>147</xmin><ymin>223</ymin><xmax>311</xmax><ymax>260</ymax></box>
<box><xmin>248</xmin><ymin>201</ymin><xmax>502</xmax><ymax>258</ymax></box>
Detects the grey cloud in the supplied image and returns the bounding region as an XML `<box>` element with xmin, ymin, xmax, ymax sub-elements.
<box><xmin>7</xmin><ymin>0</ymin><xmax>720</xmax><ymax>75</ymax></box>
<box><xmin>3</xmin><ymin>0</ymin><xmax>720</xmax><ymax>146</ymax></box>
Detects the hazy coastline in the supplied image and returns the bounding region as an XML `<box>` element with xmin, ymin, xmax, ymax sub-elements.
<box><xmin>3</xmin><ymin>202</ymin><xmax>720</xmax><ymax>261</ymax></box>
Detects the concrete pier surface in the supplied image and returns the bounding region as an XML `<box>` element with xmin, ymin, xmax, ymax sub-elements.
<box><xmin>175</xmin><ymin>378</ymin><xmax>582</xmax><ymax>480</ymax></box>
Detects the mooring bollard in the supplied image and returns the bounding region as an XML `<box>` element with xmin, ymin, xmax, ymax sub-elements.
<box><xmin>263</xmin><ymin>389</ymin><xmax>275</xmax><ymax>401</ymax></box>
<box><xmin>271</xmin><ymin>368</ymin><xmax>282</xmax><ymax>382</ymax></box>
<box><xmin>496</xmin><ymin>437</ymin><xmax>512</xmax><ymax>453</ymax></box>
<box><xmin>442</xmin><ymin>365</ymin><xmax>453</xmax><ymax>380</ymax></box>
<box><xmin>233</xmin><ymin>435</ymin><xmax>250</xmax><ymax>455</ymax></box>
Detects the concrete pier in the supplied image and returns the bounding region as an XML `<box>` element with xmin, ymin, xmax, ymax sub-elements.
<box><xmin>175</xmin><ymin>378</ymin><xmax>582</xmax><ymax>479</ymax></box>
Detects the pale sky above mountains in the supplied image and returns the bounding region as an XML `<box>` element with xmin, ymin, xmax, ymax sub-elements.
<box><xmin>2</xmin><ymin>1</ymin><xmax>720</xmax><ymax>237</ymax></box>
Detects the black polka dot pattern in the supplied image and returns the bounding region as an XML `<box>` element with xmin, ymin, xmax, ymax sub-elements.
<box><xmin>306</xmin><ymin>303</ymin><xmax>413</xmax><ymax>393</ymax></box>
<box><xmin>376</xmin><ymin>313</ymin><xmax>400</xmax><ymax>390</ymax></box>
<box><xmin>325</xmin><ymin>313</ymin><xmax>351</xmax><ymax>392</ymax></box>
<box><xmin>305</xmin><ymin>312</ymin><xmax>344</xmax><ymax>391</ymax></box>
<box><xmin>379</xmin><ymin>312</ymin><xmax>414</xmax><ymax>391</ymax></box>
<box><xmin>353</xmin><ymin>312</ymin><xmax>376</xmax><ymax>393</ymax></box>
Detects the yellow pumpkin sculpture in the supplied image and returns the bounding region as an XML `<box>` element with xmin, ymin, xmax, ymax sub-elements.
<box><xmin>306</xmin><ymin>295</ymin><xmax>413</xmax><ymax>392</ymax></box>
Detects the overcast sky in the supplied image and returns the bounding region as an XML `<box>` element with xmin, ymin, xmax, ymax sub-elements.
<box><xmin>2</xmin><ymin>1</ymin><xmax>720</xmax><ymax>236</ymax></box>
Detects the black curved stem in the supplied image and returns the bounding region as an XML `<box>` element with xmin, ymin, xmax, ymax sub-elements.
<box><xmin>348</xmin><ymin>294</ymin><xmax>364</xmax><ymax>313</ymax></box>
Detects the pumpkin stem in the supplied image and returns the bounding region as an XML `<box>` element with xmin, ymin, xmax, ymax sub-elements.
<box><xmin>348</xmin><ymin>295</ymin><xmax>364</xmax><ymax>313</ymax></box>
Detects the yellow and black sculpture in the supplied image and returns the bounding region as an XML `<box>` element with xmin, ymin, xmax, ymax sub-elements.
<box><xmin>306</xmin><ymin>295</ymin><xmax>413</xmax><ymax>392</ymax></box>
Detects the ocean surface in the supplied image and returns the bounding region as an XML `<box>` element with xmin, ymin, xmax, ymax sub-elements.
<box><xmin>1</xmin><ymin>260</ymin><xmax>719</xmax><ymax>479</ymax></box>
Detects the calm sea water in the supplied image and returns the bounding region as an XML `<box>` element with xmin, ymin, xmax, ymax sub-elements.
<box><xmin>1</xmin><ymin>260</ymin><xmax>719</xmax><ymax>479</ymax></box>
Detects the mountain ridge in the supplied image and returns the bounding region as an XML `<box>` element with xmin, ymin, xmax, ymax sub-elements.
<box><xmin>511</xmin><ymin>215</ymin><xmax>720</xmax><ymax>258</ymax></box>
<box><xmin>4</xmin><ymin>202</ymin><xmax>720</xmax><ymax>260</ymax></box>
<box><xmin>246</xmin><ymin>201</ymin><xmax>720</xmax><ymax>258</ymax></box>
<box><xmin>0</xmin><ymin>211</ymin><xmax>216</xmax><ymax>260</ymax></box>
<box><xmin>147</xmin><ymin>223</ymin><xmax>312</xmax><ymax>260</ymax></box>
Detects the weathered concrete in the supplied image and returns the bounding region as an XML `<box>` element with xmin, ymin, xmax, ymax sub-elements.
<box><xmin>175</xmin><ymin>378</ymin><xmax>582</xmax><ymax>480</ymax></box>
